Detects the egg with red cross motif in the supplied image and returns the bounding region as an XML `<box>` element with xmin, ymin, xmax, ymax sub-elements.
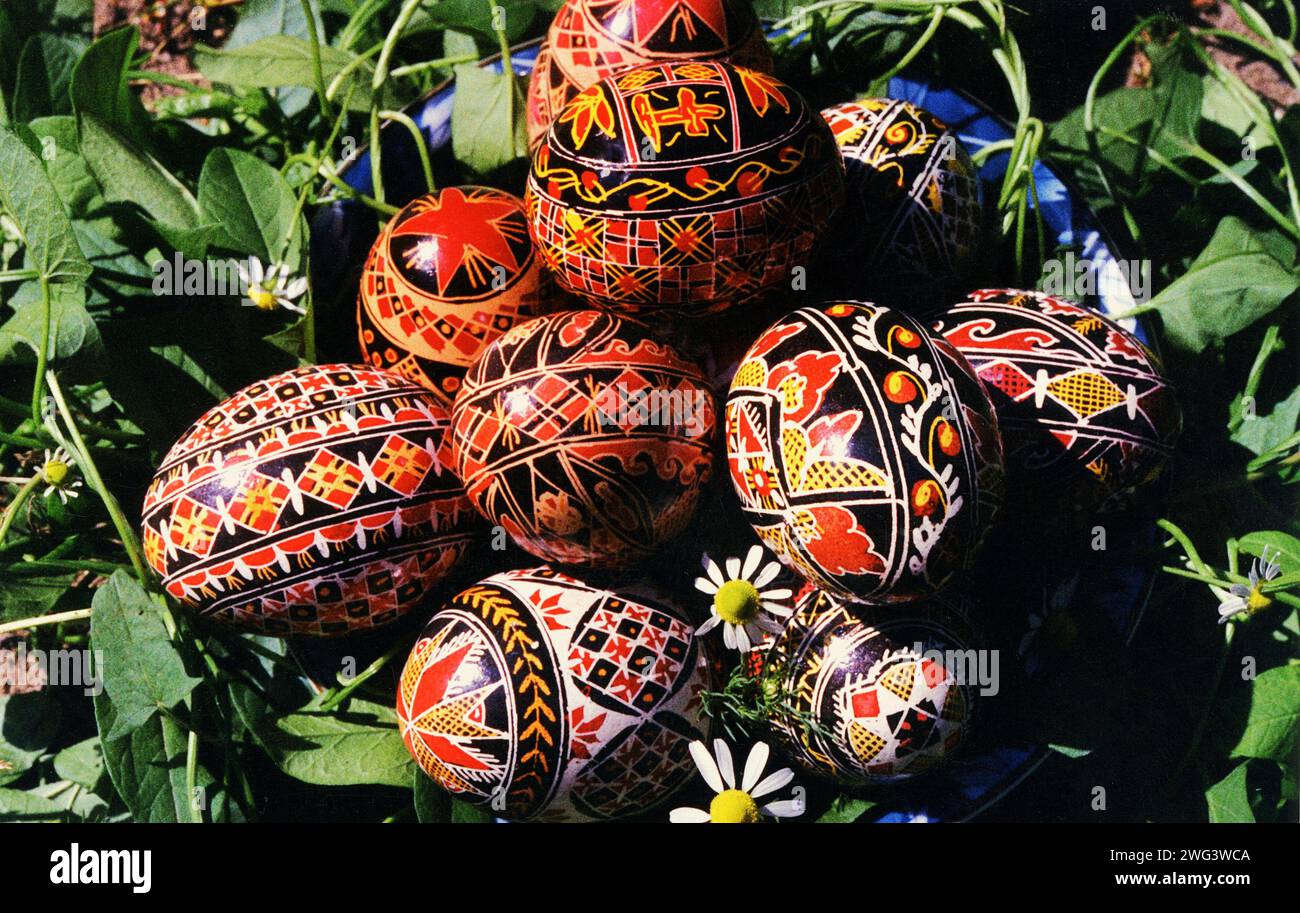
<box><xmin>761</xmin><ymin>587</ymin><xmax>980</xmax><ymax>785</ymax></box>
<box><xmin>526</xmin><ymin>60</ymin><xmax>845</xmax><ymax>320</ymax></box>
<box><xmin>357</xmin><ymin>187</ymin><xmax>551</xmax><ymax>407</ymax></box>
<box><xmin>526</xmin><ymin>0</ymin><xmax>774</xmax><ymax>150</ymax></box>
<box><xmin>140</xmin><ymin>364</ymin><xmax>476</xmax><ymax>636</ymax></box>
<box><xmin>725</xmin><ymin>301</ymin><xmax>1004</xmax><ymax>604</ymax></box>
<box><xmin>451</xmin><ymin>309</ymin><xmax>716</xmax><ymax>568</ymax></box>
<box><xmin>930</xmin><ymin>288</ymin><xmax>1180</xmax><ymax>512</ymax></box>
<box><xmin>396</xmin><ymin>565</ymin><xmax>712</xmax><ymax>821</ymax></box>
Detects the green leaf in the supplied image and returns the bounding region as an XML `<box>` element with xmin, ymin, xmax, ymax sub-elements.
<box><xmin>409</xmin><ymin>0</ymin><xmax>537</xmax><ymax>42</ymax></box>
<box><xmin>194</xmin><ymin>36</ymin><xmax>382</xmax><ymax>111</ymax></box>
<box><xmin>1232</xmin><ymin>385</ymin><xmax>1300</xmax><ymax>457</ymax></box>
<box><xmin>54</xmin><ymin>737</ymin><xmax>106</xmax><ymax>790</ymax></box>
<box><xmin>1145</xmin><ymin>217</ymin><xmax>1299</xmax><ymax>352</ymax></box>
<box><xmin>817</xmin><ymin>795</ymin><xmax>875</xmax><ymax>822</ymax></box>
<box><xmin>0</xmin><ymin>787</ymin><xmax>70</xmax><ymax>822</ymax></box>
<box><xmin>12</xmin><ymin>34</ymin><xmax>84</xmax><ymax>121</ymax></box>
<box><xmin>1206</xmin><ymin>762</ymin><xmax>1254</xmax><ymax>823</ymax></box>
<box><xmin>90</xmin><ymin>571</ymin><xmax>200</xmax><ymax>741</ymax></box>
<box><xmin>0</xmin><ymin>123</ymin><xmax>92</xmax><ymax>284</ymax></box>
<box><xmin>223</xmin><ymin>0</ymin><xmax>323</xmax><ymax>117</ymax></box>
<box><xmin>451</xmin><ymin>64</ymin><xmax>529</xmax><ymax>177</ymax></box>
<box><xmin>0</xmin><ymin>280</ymin><xmax>102</xmax><ymax>366</ymax></box>
<box><xmin>71</xmin><ymin>29</ymin><xmax>200</xmax><ymax>228</ymax></box>
<box><xmin>413</xmin><ymin>768</ymin><xmax>493</xmax><ymax>822</ymax></box>
<box><xmin>1228</xmin><ymin>665</ymin><xmax>1300</xmax><ymax>762</ymax></box>
<box><xmin>27</xmin><ymin>116</ymin><xmax>105</xmax><ymax>219</ymax></box>
<box><xmin>0</xmin><ymin>691</ymin><xmax>62</xmax><ymax>786</ymax></box>
<box><xmin>1239</xmin><ymin>531</ymin><xmax>1300</xmax><ymax>576</ymax></box>
<box><xmin>239</xmin><ymin>694</ymin><xmax>414</xmax><ymax>788</ymax></box>
<box><xmin>0</xmin><ymin>570</ymin><xmax>77</xmax><ymax>623</ymax></box>
<box><xmin>197</xmin><ymin>147</ymin><xmax>302</xmax><ymax>266</ymax></box>
<box><xmin>94</xmin><ymin>686</ymin><xmax>200</xmax><ymax>823</ymax></box>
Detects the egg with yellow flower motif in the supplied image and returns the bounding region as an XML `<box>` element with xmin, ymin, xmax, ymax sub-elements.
<box><xmin>725</xmin><ymin>302</ymin><xmax>1004</xmax><ymax>604</ymax></box>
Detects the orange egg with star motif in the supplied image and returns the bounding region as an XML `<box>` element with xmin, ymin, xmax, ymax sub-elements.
<box><xmin>357</xmin><ymin>187</ymin><xmax>552</xmax><ymax>407</ymax></box>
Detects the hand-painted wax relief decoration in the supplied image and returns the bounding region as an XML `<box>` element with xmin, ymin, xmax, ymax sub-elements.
<box><xmin>451</xmin><ymin>310</ymin><xmax>716</xmax><ymax>568</ymax></box>
<box><xmin>357</xmin><ymin>187</ymin><xmax>549</xmax><ymax>407</ymax></box>
<box><xmin>725</xmin><ymin>302</ymin><xmax>1004</xmax><ymax>604</ymax></box>
<box><xmin>526</xmin><ymin>0</ymin><xmax>773</xmax><ymax>150</ymax></box>
<box><xmin>763</xmin><ymin>588</ymin><xmax>977</xmax><ymax>785</ymax></box>
<box><xmin>396</xmin><ymin>566</ymin><xmax>711</xmax><ymax>821</ymax></box>
<box><xmin>141</xmin><ymin>365</ymin><xmax>475</xmax><ymax>636</ymax></box>
<box><xmin>526</xmin><ymin>61</ymin><xmax>845</xmax><ymax>319</ymax></box>
<box><xmin>813</xmin><ymin>98</ymin><xmax>981</xmax><ymax>307</ymax></box>
<box><xmin>931</xmin><ymin>288</ymin><xmax>1179</xmax><ymax>512</ymax></box>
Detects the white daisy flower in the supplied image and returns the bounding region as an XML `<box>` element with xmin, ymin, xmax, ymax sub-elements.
<box><xmin>1215</xmin><ymin>547</ymin><xmax>1283</xmax><ymax>624</ymax></box>
<box><xmin>239</xmin><ymin>257</ymin><xmax>308</xmax><ymax>315</ymax></box>
<box><xmin>670</xmin><ymin>740</ymin><xmax>804</xmax><ymax>823</ymax></box>
<box><xmin>40</xmin><ymin>448</ymin><xmax>81</xmax><ymax>503</ymax></box>
<box><xmin>694</xmin><ymin>544</ymin><xmax>793</xmax><ymax>652</ymax></box>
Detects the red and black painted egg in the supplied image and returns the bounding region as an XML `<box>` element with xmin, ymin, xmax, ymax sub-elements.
<box><xmin>812</xmin><ymin>98</ymin><xmax>982</xmax><ymax>307</ymax></box>
<box><xmin>931</xmin><ymin>288</ymin><xmax>1180</xmax><ymax>512</ymax></box>
<box><xmin>725</xmin><ymin>302</ymin><xmax>1004</xmax><ymax>604</ymax></box>
<box><xmin>357</xmin><ymin>187</ymin><xmax>550</xmax><ymax>407</ymax></box>
<box><xmin>527</xmin><ymin>0</ymin><xmax>773</xmax><ymax>150</ymax></box>
<box><xmin>526</xmin><ymin>60</ymin><xmax>845</xmax><ymax>320</ymax></box>
<box><xmin>396</xmin><ymin>566</ymin><xmax>711</xmax><ymax>821</ymax></box>
<box><xmin>450</xmin><ymin>309</ymin><xmax>716</xmax><ymax>568</ymax></box>
<box><xmin>141</xmin><ymin>364</ymin><xmax>476</xmax><ymax>636</ymax></box>
<box><xmin>762</xmin><ymin>588</ymin><xmax>979</xmax><ymax>785</ymax></box>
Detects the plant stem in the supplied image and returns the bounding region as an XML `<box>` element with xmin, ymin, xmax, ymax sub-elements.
<box><xmin>0</xmin><ymin>474</ymin><xmax>41</xmax><ymax>548</ymax></box>
<box><xmin>369</xmin><ymin>0</ymin><xmax>428</xmax><ymax>207</ymax></box>
<box><xmin>298</xmin><ymin>0</ymin><xmax>330</xmax><ymax>116</ymax></box>
<box><xmin>186</xmin><ymin>727</ymin><xmax>203</xmax><ymax>823</ymax></box>
<box><xmin>30</xmin><ymin>277</ymin><xmax>51</xmax><ymax>426</ymax></box>
<box><xmin>317</xmin><ymin>642</ymin><xmax>403</xmax><ymax>711</ymax></box>
<box><xmin>0</xmin><ymin>607</ymin><xmax>92</xmax><ymax>637</ymax></box>
<box><xmin>46</xmin><ymin>373</ymin><xmax>150</xmax><ymax>586</ymax></box>
<box><xmin>380</xmin><ymin>110</ymin><xmax>435</xmax><ymax>192</ymax></box>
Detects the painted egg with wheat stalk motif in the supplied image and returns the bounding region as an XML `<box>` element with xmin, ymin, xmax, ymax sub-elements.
<box><xmin>762</xmin><ymin>588</ymin><xmax>980</xmax><ymax>785</ymax></box>
<box><xmin>526</xmin><ymin>0</ymin><xmax>774</xmax><ymax>150</ymax></box>
<box><xmin>140</xmin><ymin>364</ymin><xmax>476</xmax><ymax>636</ymax></box>
<box><xmin>526</xmin><ymin>61</ymin><xmax>845</xmax><ymax>320</ymax></box>
<box><xmin>931</xmin><ymin>288</ymin><xmax>1180</xmax><ymax>512</ymax></box>
<box><xmin>357</xmin><ymin>187</ymin><xmax>549</xmax><ymax>407</ymax></box>
<box><xmin>396</xmin><ymin>565</ymin><xmax>711</xmax><ymax>821</ymax></box>
<box><xmin>725</xmin><ymin>302</ymin><xmax>1004</xmax><ymax>604</ymax></box>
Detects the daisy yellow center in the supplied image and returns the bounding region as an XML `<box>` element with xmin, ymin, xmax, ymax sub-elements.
<box><xmin>249</xmin><ymin>286</ymin><xmax>278</xmax><ymax>310</ymax></box>
<box><xmin>715</xmin><ymin>580</ymin><xmax>760</xmax><ymax>624</ymax></box>
<box><xmin>710</xmin><ymin>789</ymin><xmax>760</xmax><ymax>823</ymax></box>
<box><xmin>1246</xmin><ymin>586</ymin><xmax>1272</xmax><ymax>615</ymax></box>
<box><xmin>42</xmin><ymin>459</ymin><xmax>70</xmax><ymax>487</ymax></box>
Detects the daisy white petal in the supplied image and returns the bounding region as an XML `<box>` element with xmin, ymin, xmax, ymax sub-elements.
<box><xmin>688</xmin><ymin>740</ymin><xmax>725</xmax><ymax>794</ymax></box>
<box><xmin>752</xmin><ymin>766</ymin><xmax>795</xmax><ymax>799</ymax></box>
<box><xmin>284</xmin><ymin>276</ymin><xmax>309</xmax><ymax>298</ymax></box>
<box><xmin>695</xmin><ymin>615</ymin><xmax>723</xmax><ymax>636</ymax></box>
<box><xmin>669</xmin><ymin>806</ymin><xmax>711</xmax><ymax>823</ymax></box>
<box><xmin>752</xmin><ymin>560</ymin><xmax>781</xmax><ymax>588</ymax></box>
<box><xmin>725</xmin><ymin>555</ymin><xmax>741</xmax><ymax>579</ymax></box>
<box><xmin>734</xmin><ymin>623</ymin><xmax>751</xmax><ymax>652</ymax></box>
<box><xmin>754</xmin><ymin>615</ymin><xmax>784</xmax><ymax>635</ymax></box>
<box><xmin>279</xmin><ymin>299</ymin><xmax>306</xmax><ymax>315</ymax></box>
<box><xmin>761</xmin><ymin>601</ymin><xmax>793</xmax><ymax>617</ymax></box>
<box><xmin>713</xmin><ymin>739</ymin><xmax>736</xmax><ymax>788</ymax></box>
<box><xmin>760</xmin><ymin>587</ymin><xmax>793</xmax><ymax>601</ymax></box>
<box><xmin>741</xmin><ymin>742</ymin><xmax>769</xmax><ymax>793</ymax></box>
<box><xmin>702</xmin><ymin>556</ymin><xmax>725</xmax><ymax>589</ymax></box>
<box><xmin>693</xmin><ymin>575</ymin><xmax>719</xmax><ymax>596</ymax></box>
<box><xmin>248</xmin><ymin>257</ymin><xmax>264</xmax><ymax>283</ymax></box>
<box><xmin>741</xmin><ymin>544</ymin><xmax>762</xmax><ymax>580</ymax></box>
<box><xmin>762</xmin><ymin>798</ymin><xmax>805</xmax><ymax>818</ymax></box>
<box><xmin>722</xmin><ymin>623</ymin><xmax>736</xmax><ymax>650</ymax></box>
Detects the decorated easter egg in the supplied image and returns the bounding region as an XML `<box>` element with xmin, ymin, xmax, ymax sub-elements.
<box><xmin>451</xmin><ymin>309</ymin><xmax>716</xmax><ymax>568</ymax></box>
<box><xmin>526</xmin><ymin>61</ymin><xmax>845</xmax><ymax>320</ymax></box>
<box><xmin>932</xmin><ymin>288</ymin><xmax>1180</xmax><ymax>511</ymax></box>
<box><xmin>141</xmin><ymin>364</ymin><xmax>476</xmax><ymax>636</ymax></box>
<box><xmin>762</xmin><ymin>588</ymin><xmax>978</xmax><ymax>785</ymax></box>
<box><xmin>813</xmin><ymin>98</ymin><xmax>981</xmax><ymax>305</ymax></box>
<box><xmin>396</xmin><ymin>566</ymin><xmax>711</xmax><ymax>821</ymax></box>
<box><xmin>526</xmin><ymin>0</ymin><xmax>773</xmax><ymax>149</ymax></box>
<box><xmin>357</xmin><ymin>187</ymin><xmax>549</xmax><ymax>407</ymax></box>
<box><xmin>726</xmin><ymin>301</ymin><xmax>1004</xmax><ymax>604</ymax></box>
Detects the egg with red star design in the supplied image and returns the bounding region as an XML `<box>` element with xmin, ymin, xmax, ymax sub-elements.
<box><xmin>526</xmin><ymin>61</ymin><xmax>845</xmax><ymax>320</ymax></box>
<box><xmin>725</xmin><ymin>301</ymin><xmax>1004</xmax><ymax>604</ymax></box>
<box><xmin>526</xmin><ymin>0</ymin><xmax>774</xmax><ymax>150</ymax></box>
<box><xmin>140</xmin><ymin>365</ymin><xmax>477</xmax><ymax>636</ymax></box>
<box><xmin>357</xmin><ymin>187</ymin><xmax>550</xmax><ymax>407</ymax></box>
<box><xmin>396</xmin><ymin>566</ymin><xmax>712</xmax><ymax>821</ymax></box>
